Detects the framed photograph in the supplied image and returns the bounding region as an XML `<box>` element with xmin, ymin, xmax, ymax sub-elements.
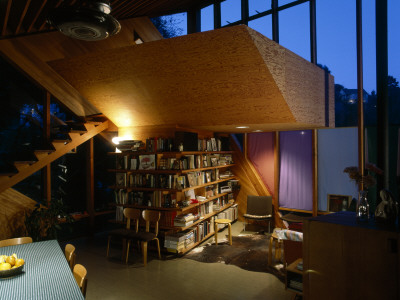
<box><xmin>327</xmin><ymin>194</ymin><xmax>352</xmax><ymax>212</ymax></box>
<box><xmin>138</xmin><ymin>154</ymin><xmax>156</xmax><ymax>170</ymax></box>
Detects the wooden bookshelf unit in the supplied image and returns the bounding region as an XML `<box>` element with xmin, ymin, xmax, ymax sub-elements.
<box><xmin>108</xmin><ymin>136</ymin><xmax>239</xmax><ymax>254</ymax></box>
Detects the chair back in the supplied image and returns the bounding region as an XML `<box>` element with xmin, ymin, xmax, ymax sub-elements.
<box><xmin>246</xmin><ymin>195</ymin><xmax>272</xmax><ymax>215</ymax></box>
<box><xmin>123</xmin><ymin>208</ymin><xmax>141</xmax><ymax>232</ymax></box>
<box><xmin>65</xmin><ymin>244</ymin><xmax>76</xmax><ymax>269</ymax></box>
<box><xmin>142</xmin><ymin>210</ymin><xmax>161</xmax><ymax>235</ymax></box>
<box><xmin>73</xmin><ymin>263</ymin><xmax>88</xmax><ymax>297</ymax></box>
<box><xmin>0</xmin><ymin>237</ymin><xmax>33</xmax><ymax>247</ymax></box>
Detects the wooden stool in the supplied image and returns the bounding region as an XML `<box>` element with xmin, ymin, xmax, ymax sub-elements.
<box><xmin>214</xmin><ymin>219</ymin><xmax>232</xmax><ymax>245</ymax></box>
<box><xmin>268</xmin><ymin>231</ymin><xmax>283</xmax><ymax>266</ymax></box>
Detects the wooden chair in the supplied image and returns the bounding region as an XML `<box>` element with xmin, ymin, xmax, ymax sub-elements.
<box><xmin>65</xmin><ymin>243</ymin><xmax>76</xmax><ymax>270</ymax></box>
<box><xmin>0</xmin><ymin>237</ymin><xmax>33</xmax><ymax>247</ymax></box>
<box><xmin>73</xmin><ymin>263</ymin><xmax>87</xmax><ymax>297</ymax></box>
<box><xmin>134</xmin><ymin>210</ymin><xmax>161</xmax><ymax>266</ymax></box>
<box><xmin>106</xmin><ymin>208</ymin><xmax>141</xmax><ymax>263</ymax></box>
<box><xmin>243</xmin><ymin>195</ymin><xmax>273</xmax><ymax>233</ymax></box>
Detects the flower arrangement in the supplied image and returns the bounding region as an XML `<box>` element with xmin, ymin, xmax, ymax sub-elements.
<box><xmin>343</xmin><ymin>163</ymin><xmax>383</xmax><ymax>190</ymax></box>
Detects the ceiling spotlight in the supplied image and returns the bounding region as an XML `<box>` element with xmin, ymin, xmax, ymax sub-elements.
<box><xmin>236</xmin><ymin>126</ymin><xmax>249</xmax><ymax>129</ymax></box>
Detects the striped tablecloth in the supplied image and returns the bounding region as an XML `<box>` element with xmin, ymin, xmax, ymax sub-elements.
<box><xmin>0</xmin><ymin>240</ymin><xmax>84</xmax><ymax>300</ymax></box>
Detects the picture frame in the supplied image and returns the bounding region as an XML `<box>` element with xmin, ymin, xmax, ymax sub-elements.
<box><xmin>138</xmin><ymin>154</ymin><xmax>156</xmax><ymax>170</ymax></box>
<box><xmin>327</xmin><ymin>194</ymin><xmax>352</xmax><ymax>212</ymax></box>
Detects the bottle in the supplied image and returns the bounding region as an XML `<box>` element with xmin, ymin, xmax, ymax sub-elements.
<box><xmin>356</xmin><ymin>190</ymin><xmax>369</xmax><ymax>222</ymax></box>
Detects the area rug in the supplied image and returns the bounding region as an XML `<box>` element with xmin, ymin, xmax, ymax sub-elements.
<box><xmin>183</xmin><ymin>234</ymin><xmax>285</xmax><ymax>282</ymax></box>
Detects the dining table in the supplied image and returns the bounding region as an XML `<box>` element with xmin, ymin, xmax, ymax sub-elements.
<box><xmin>0</xmin><ymin>239</ymin><xmax>84</xmax><ymax>300</ymax></box>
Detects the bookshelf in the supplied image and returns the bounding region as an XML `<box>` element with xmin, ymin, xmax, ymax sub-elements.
<box><xmin>108</xmin><ymin>136</ymin><xmax>239</xmax><ymax>254</ymax></box>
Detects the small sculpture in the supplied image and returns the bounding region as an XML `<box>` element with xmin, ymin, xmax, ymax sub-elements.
<box><xmin>375</xmin><ymin>189</ymin><xmax>398</xmax><ymax>226</ymax></box>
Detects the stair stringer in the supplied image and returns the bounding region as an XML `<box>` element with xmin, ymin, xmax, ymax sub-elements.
<box><xmin>0</xmin><ymin>121</ymin><xmax>109</xmax><ymax>194</ymax></box>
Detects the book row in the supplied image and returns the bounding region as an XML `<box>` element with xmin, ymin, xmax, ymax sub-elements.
<box><xmin>115</xmin><ymin>171</ymin><xmax>235</xmax><ymax>190</ymax></box>
<box><xmin>115</xmin><ymin>153</ymin><xmax>233</xmax><ymax>171</ymax></box>
<box><xmin>113</xmin><ymin>190</ymin><xmax>176</xmax><ymax>208</ymax></box>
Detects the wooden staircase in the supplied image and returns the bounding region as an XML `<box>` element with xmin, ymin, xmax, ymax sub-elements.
<box><xmin>0</xmin><ymin>120</ymin><xmax>109</xmax><ymax>194</ymax></box>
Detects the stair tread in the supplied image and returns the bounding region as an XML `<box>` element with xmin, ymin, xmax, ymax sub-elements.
<box><xmin>0</xmin><ymin>162</ymin><xmax>19</xmax><ymax>176</ymax></box>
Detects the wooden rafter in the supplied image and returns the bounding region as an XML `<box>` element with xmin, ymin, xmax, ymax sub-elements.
<box><xmin>27</xmin><ymin>0</ymin><xmax>47</xmax><ymax>33</ymax></box>
<box><xmin>15</xmin><ymin>0</ymin><xmax>32</xmax><ymax>35</ymax></box>
<box><xmin>2</xmin><ymin>0</ymin><xmax>13</xmax><ymax>36</ymax></box>
<box><xmin>39</xmin><ymin>0</ymin><xmax>63</xmax><ymax>31</ymax></box>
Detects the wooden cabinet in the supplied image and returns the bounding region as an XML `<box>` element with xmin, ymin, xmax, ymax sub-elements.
<box><xmin>108</xmin><ymin>149</ymin><xmax>238</xmax><ymax>253</ymax></box>
<box><xmin>303</xmin><ymin>212</ymin><xmax>399</xmax><ymax>300</ymax></box>
<box><xmin>285</xmin><ymin>258</ymin><xmax>303</xmax><ymax>296</ymax></box>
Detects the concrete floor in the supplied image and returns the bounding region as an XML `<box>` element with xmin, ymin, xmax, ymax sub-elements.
<box><xmin>70</xmin><ymin>221</ymin><xmax>295</xmax><ymax>300</ymax></box>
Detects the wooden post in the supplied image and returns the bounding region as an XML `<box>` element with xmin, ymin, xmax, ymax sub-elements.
<box><xmin>86</xmin><ymin>138</ymin><xmax>95</xmax><ymax>233</ymax></box>
<box><xmin>274</xmin><ymin>131</ymin><xmax>283</xmax><ymax>227</ymax></box>
<box><xmin>42</xmin><ymin>91</ymin><xmax>51</xmax><ymax>206</ymax></box>
<box><xmin>312</xmin><ymin>129</ymin><xmax>318</xmax><ymax>216</ymax></box>
<box><xmin>356</xmin><ymin>0</ymin><xmax>365</xmax><ymax>191</ymax></box>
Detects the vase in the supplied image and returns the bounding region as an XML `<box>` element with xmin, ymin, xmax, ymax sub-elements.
<box><xmin>356</xmin><ymin>190</ymin><xmax>369</xmax><ymax>222</ymax></box>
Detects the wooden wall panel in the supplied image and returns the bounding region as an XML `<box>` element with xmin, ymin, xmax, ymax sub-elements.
<box><xmin>0</xmin><ymin>188</ymin><xmax>37</xmax><ymax>240</ymax></box>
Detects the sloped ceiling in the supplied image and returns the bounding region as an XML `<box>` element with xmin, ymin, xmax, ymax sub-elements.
<box><xmin>0</xmin><ymin>19</ymin><xmax>334</xmax><ymax>134</ymax></box>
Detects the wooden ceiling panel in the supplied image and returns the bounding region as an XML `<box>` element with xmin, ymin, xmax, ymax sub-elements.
<box><xmin>48</xmin><ymin>25</ymin><xmax>298</xmax><ymax>130</ymax></box>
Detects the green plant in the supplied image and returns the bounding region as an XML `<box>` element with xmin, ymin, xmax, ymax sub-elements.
<box><xmin>25</xmin><ymin>198</ymin><xmax>73</xmax><ymax>241</ymax></box>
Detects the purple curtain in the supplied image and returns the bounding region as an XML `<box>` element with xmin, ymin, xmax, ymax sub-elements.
<box><xmin>248</xmin><ymin>132</ymin><xmax>275</xmax><ymax>195</ymax></box>
<box><xmin>279</xmin><ymin>130</ymin><xmax>313</xmax><ymax>210</ymax></box>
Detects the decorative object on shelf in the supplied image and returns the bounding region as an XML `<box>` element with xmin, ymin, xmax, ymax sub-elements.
<box><xmin>138</xmin><ymin>154</ymin><xmax>156</xmax><ymax>170</ymax></box>
<box><xmin>375</xmin><ymin>189</ymin><xmax>398</xmax><ymax>226</ymax></box>
<box><xmin>356</xmin><ymin>190</ymin><xmax>370</xmax><ymax>222</ymax></box>
<box><xmin>344</xmin><ymin>163</ymin><xmax>383</xmax><ymax>222</ymax></box>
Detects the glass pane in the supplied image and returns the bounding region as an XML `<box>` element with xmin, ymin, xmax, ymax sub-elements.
<box><xmin>280</xmin><ymin>2</ymin><xmax>310</xmax><ymax>61</ymax></box>
<box><xmin>362</xmin><ymin>0</ymin><xmax>376</xmax><ymax>126</ymax></box>
<box><xmin>278</xmin><ymin>0</ymin><xmax>296</xmax><ymax>7</ymax></box>
<box><xmin>317</xmin><ymin>0</ymin><xmax>356</xmax><ymax>93</ymax></box>
<box><xmin>201</xmin><ymin>4</ymin><xmax>214</xmax><ymax>32</ymax></box>
<box><xmin>221</xmin><ymin>0</ymin><xmax>241</xmax><ymax>25</ymax></box>
<box><xmin>151</xmin><ymin>13</ymin><xmax>187</xmax><ymax>38</ymax></box>
<box><xmin>249</xmin><ymin>0</ymin><xmax>271</xmax><ymax>17</ymax></box>
<box><xmin>248</xmin><ymin>15</ymin><xmax>272</xmax><ymax>39</ymax></box>
<box><xmin>388</xmin><ymin>0</ymin><xmax>400</xmax><ymax>122</ymax></box>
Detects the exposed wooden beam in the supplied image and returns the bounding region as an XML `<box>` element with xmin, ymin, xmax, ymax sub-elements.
<box><xmin>2</xmin><ymin>0</ymin><xmax>12</xmax><ymax>37</ymax></box>
<box><xmin>15</xmin><ymin>0</ymin><xmax>32</xmax><ymax>35</ymax></box>
<box><xmin>27</xmin><ymin>0</ymin><xmax>47</xmax><ymax>33</ymax></box>
<box><xmin>0</xmin><ymin>38</ymin><xmax>99</xmax><ymax>116</ymax></box>
<box><xmin>39</xmin><ymin>0</ymin><xmax>63</xmax><ymax>31</ymax></box>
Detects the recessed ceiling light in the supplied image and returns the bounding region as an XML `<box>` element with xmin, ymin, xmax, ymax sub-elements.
<box><xmin>236</xmin><ymin>126</ymin><xmax>249</xmax><ymax>129</ymax></box>
<box><xmin>253</xmin><ymin>130</ymin><xmax>262</xmax><ymax>132</ymax></box>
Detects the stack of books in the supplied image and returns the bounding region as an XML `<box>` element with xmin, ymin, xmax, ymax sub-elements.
<box><xmin>173</xmin><ymin>213</ymin><xmax>195</xmax><ymax>227</ymax></box>
<box><xmin>164</xmin><ymin>229</ymin><xmax>195</xmax><ymax>253</ymax></box>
